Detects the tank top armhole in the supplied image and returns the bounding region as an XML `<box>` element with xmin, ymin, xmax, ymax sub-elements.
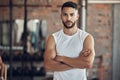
<box><xmin>80</xmin><ymin>30</ymin><xmax>89</xmax><ymax>45</ymax></box>
<box><xmin>83</xmin><ymin>33</ymin><xmax>89</xmax><ymax>42</ymax></box>
<box><xmin>52</xmin><ymin>34</ymin><xmax>57</xmax><ymax>44</ymax></box>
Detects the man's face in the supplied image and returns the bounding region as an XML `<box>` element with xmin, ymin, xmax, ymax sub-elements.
<box><xmin>61</xmin><ymin>7</ymin><xmax>79</xmax><ymax>29</ymax></box>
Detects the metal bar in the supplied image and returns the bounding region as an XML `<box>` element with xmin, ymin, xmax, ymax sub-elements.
<box><xmin>9</xmin><ymin>0</ymin><xmax>13</xmax><ymax>80</ymax></box>
<box><xmin>0</xmin><ymin>46</ymin><xmax>23</xmax><ymax>50</ymax></box>
<box><xmin>0</xmin><ymin>4</ymin><xmax>52</xmax><ymax>7</ymax></box>
<box><xmin>0</xmin><ymin>20</ymin><xmax>14</xmax><ymax>23</ymax></box>
<box><xmin>88</xmin><ymin>0</ymin><xmax>120</xmax><ymax>3</ymax></box>
<box><xmin>81</xmin><ymin>0</ymin><xmax>88</xmax><ymax>31</ymax></box>
<box><xmin>112</xmin><ymin>4</ymin><xmax>120</xmax><ymax>80</ymax></box>
<box><xmin>21</xmin><ymin>0</ymin><xmax>27</xmax><ymax>80</ymax></box>
<box><xmin>78</xmin><ymin>0</ymin><xmax>82</xmax><ymax>29</ymax></box>
<box><xmin>23</xmin><ymin>0</ymin><xmax>27</xmax><ymax>54</ymax></box>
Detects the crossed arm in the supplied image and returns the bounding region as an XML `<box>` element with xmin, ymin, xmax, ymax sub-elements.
<box><xmin>44</xmin><ymin>35</ymin><xmax>72</xmax><ymax>71</ymax></box>
<box><xmin>44</xmin><ymin>34</ymin><xmax>95</xmax><ymax>71</ymax></box>
<box><xmin>55</xmin><ymin>34</ymin><xmax>95</xmax><ymax>69</ymax></box>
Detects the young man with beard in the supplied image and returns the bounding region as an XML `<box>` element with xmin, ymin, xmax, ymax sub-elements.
<box><xmin>44</xmin><ymin>1</ymin><xmax>95</xmax><ymax>80</ymax></box>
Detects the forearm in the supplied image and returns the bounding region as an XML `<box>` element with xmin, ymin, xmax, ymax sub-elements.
<box><xmin>56</xmin><ymin>49</ymin><xmax>95</xmax><ymax>69</ymax></box>
<box><xmin>44</xmin><ymin>59</ymin><xmax>72</xmax><ymax>72</ymax></box>
<box><xmin>62</xmin><ymin>57</ymin><xmax>91</xmax><ymax>69</ymax></box>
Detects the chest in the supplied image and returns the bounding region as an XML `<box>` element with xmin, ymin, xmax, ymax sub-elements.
<box><xmin>56</xmin><ymin>35</ymin><xmax>83</xmax><ymax>57</ymax></box>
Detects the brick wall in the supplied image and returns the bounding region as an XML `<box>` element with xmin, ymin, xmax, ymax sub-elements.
<box><xmin>0</xmin><ymin>0</ymin><xmax>112</xmax><ymax>80</ymax></box>
<box><xmin>87</xmin><ymin>4</ymin><xmax>112</xmax><ymax>80</ymax></box>
<box><xmin>0</xmin><ymin>0</ymin><xmax>78</xmax><ymax>34</ymax></box>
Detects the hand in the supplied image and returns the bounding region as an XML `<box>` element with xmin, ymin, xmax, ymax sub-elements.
<box><xmin>80</xmin><ymin>49</ymin><xmax>91</xmax><ymax>57</ymax></box>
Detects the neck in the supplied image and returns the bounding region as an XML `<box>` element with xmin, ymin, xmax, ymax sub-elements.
<box><xmin>63</xmin><ymin>25</ymin><xmax>78</xmax><ymax>36</ymax></box>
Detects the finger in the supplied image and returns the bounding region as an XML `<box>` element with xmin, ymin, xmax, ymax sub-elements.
<box><xmin>84</xmin><ymin>52</ymin><xmax>89</xmax><ymax>57</ymax></box>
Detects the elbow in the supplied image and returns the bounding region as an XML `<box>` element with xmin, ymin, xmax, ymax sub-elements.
<box><xmin>86</xmin><ymin>62</ymin><xmax>93</xmax><ymax>69</ymax></box>
<box><xmin>86</xmin><ymin>55</ymin><xmax>95</xmax><ymax>69</ymax></box>
<box><xmin>86</xmin><ymin>63</ymin><xmax>93</xmax><ymax>69</ymax></box>
<box><xmin>44</xmin><ymin>62</ymin><xmax>52</xmax><ymax>72</ymax></box>
<box><xmin>44</xmin><ymin>63</ymin><xmax>49</xmax><ymax>71</ymax></box>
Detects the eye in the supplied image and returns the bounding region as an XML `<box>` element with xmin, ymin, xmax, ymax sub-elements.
<box><xmin>63</xmin><ymin>13</ymin><xmax>67</xmax><ymax>16</ymax></box>
<box><xmin>70</xmin><ymin>13</ymin><xmax>74</xmax><ymax>16</ymax></box>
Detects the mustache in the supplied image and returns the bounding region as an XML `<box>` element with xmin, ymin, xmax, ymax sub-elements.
<box><xmin>65</xmin><ymin>20</ymin><xmax>73</xmax><ymax>23</ymax></box>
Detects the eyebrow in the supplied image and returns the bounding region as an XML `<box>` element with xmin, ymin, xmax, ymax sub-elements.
<box><xmin>63</xmin><ymin>12</ymin><xmax>74</xmax><ymax>14</ymax></box>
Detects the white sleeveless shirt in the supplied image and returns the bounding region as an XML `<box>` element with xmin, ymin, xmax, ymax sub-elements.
<box><xmin>52</xmin><ymin>29</ymin><xmax>89</xmax><ymax>80</ymax></box>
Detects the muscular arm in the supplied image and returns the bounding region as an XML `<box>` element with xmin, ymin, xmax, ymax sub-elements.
<box><xmin>55</xmin><ymin>34</ymin><xmax>95</xmax><ymax>69</ymax></box>
<box><xmin>44</xmin><ymin>35</ymin><xmax>72</xmax><ymax>72</ymax></box>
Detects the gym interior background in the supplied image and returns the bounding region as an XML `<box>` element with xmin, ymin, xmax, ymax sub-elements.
<box><xmin>0</xmin><ymin>0</ymin><xmax>120</xmax><ymax>80</ymax></box>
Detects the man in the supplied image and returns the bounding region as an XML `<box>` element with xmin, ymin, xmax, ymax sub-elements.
<box><xmin>44</xmin><ymin>1</ymin><xmax>95</xmax><ymax>80</ymax></box>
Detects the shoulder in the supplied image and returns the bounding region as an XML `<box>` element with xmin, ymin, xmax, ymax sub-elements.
<box><xmin>47</xmin><ymin>30</ymin><xmax>62</xmax><ymax>40</ymax></box>
<box><xmin>84</xmin><ymin>34</ymin><xmax>94</xmax><ymax>48</ymax></box>
<box><xmin>47</xmin><ymin>35</ymin><xmax>55</xmax><ymax>43</ymax></box>
<box><xmin>78</xmin><ymin>29</ymin><xmax>89</xmax><ymax>34</ymax></box>
<box><xmin>52</xmin><ymin>30</ymin><xmax>62</xmax><ymax>43</ymax></box>
<box><xmin>46</xmin><ymin>29</ymin><xmax>62</xmax><ymax>45</ymax></box>
<box><xmin>78</xmin><ymin>29</ymin><xmax>90</xmax><ymax>42</ymax></box>
<box><xmin>85</xmin><ymin>33</ymin><xmax>94</xmax><ymax>41</ymax></box>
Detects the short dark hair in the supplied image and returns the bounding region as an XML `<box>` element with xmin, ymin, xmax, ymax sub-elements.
<box><xmin>61</xmin><ymin>1</ymin><xmax>78</xmax><ymax>11</ymax></box>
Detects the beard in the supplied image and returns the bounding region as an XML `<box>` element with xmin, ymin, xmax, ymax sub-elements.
<box><xmin>62</xmin><ymin>20</ymin><xmax>75</xmax><ymax>29</ymax></box>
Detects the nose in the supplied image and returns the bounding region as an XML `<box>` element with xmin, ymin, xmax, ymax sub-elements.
<box><xmin>67</xmin><ymin>15</ymin><xmax>71</xmax><ymax>21</ymax></box>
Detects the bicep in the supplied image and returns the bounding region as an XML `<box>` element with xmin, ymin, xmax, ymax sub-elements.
<box><xmin>44</xmin><ymin>35</ymin><xmax>56</xmax><ymax>61</ymax></box>
<box><xmin>83</xmin><ymin>34</ymin><xmax>94</xmax><ymax>50</ymax></box>
<box><xmin>81</xmin><ymin>34</ymin><xmax>95</xmax><ymax>62</ymax></box>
